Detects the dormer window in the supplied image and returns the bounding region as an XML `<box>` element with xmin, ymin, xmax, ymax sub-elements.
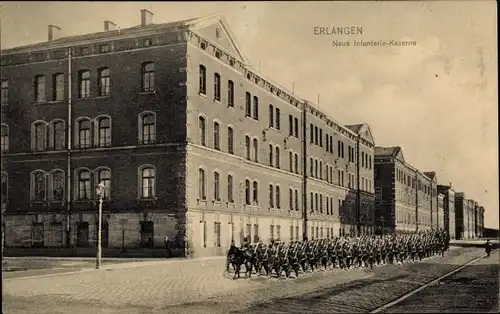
<box><xmin>80</xmin><ymin>47</ymin><xmax>90</xmax><ymax>55</ymax></box>
<box><xmin>200</xmin><ymin>42</ymin><xmax>207</xmax><ymax>50</ymax></box>
<box><xmin>229</xmin><ymin>59</ymin><xmax>235</xmax><ymax>67</ymax></box>
<box><xmin>215</xmin><ymin>50</ymin><xmax>222</xmax><ymax>59</ymax></box>
<box><xmin>99</xmin><ymin>44</ymin><xmax>111</xmax><ymax>53</ymax></box>
<box><xmin>143</xmin><ymin>38</ymin><xmax>153</xmax><ymax>47</ymax></box>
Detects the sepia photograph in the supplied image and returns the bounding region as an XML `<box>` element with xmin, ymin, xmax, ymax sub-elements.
<box><xmin>1</xmin><ymin>1</ymin><xmax>498</xmax><ymax>313</ymax></box>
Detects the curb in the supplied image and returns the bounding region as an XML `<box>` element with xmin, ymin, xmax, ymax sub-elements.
<box><xmin>2</xmin><ymin>255</ymin><xmax>226</xmax><ymax>281</ymax></box>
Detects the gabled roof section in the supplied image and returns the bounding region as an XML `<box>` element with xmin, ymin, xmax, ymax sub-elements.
<box><xmin>375</xmin><ymin>146</ymin><xmax>405</xmax><ymax>163</ymax></box>
<box><xmin>423</xmin><ymin>171</ymin><xmax>437</xmax><ymax>182</ymax></box>
<box><xmin>188</xmin><ymin>14</ymin><xmax>249</xmax><ymax>64</ymax></box>
<box><xmin>346</xmin><ymin>123</ymin><xmax>375</xmax><ymax>145</ymax></box>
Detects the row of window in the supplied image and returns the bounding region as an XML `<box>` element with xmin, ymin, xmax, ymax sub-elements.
<box><xmin>1</xmin><ymin>165</ymin><xmax>156</xmax><ymax>202</ymax></box>
<box><xmin>196</xmin><ymin>116</ymin><xmax>374</xmax><ymax>192</ymax></box>
<box><xmin>396</xmin><ymin>211</ymin><xmax>433</xmax><ymax>226</ymax></box>
<box><xmin>198</xmin><ymin>68</ymin><xmax>372</xmax><ymax>167</ymax></box>
<box><xmin>27</xmin><ymin>63</ymin><xmax>155</xmax><ymax>104</ymax></box>
<box><xmin>1</xmin><ymin>112</ymin><xmax>156</xmax><ymax>152</ymax></box>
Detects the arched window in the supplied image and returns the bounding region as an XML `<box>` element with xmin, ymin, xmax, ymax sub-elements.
<box><xmin>294</xmin><ymin>189</ymin><xmax>299</xmax><ymax>211</ymax></box>
<box><xmin>245</xmin><ymin>136</ymin><xmax>251</xmax><ymax>160</ymax></box>
<box><xmin>50</xmin><ymin>170</ymin><xmax>65</xmax><ymax>201</ymax></box>
<box><xmin>96</xmin><ymin>116</ymin><xmax>111</xmax><ymax>147</ymax></box>
<box><xmin>268</xmin><ymin>104</ymin><xmax>274</xmax><ymax>128</ymax></box>
<box><xmin>214</xmin><ymin>73</ymin><xmax>221</xmax><ymax>101</ymax></box>
<box><xmin>98</xmin><ymin>67</ymin><xmax>110</xmax><ymax>96</ymax></box>
<box><xmin>245</xmin><ymin>179</ymin><xmax>251</xmax><ymax>205</ymax></box>
<box><xmin>51</xmin><ymin>120</ymin><xmax>65</xmax><ymax>150</ymax></box>
<box><xmin>245</xmin><ymin>92</ymin><xmax>251</xmax><ymax>117</ymax></box>
<box><xmin>289</xmin><ymin>151</ymin><xmax>293</xmax><ymax>172</ymax></box>
<box><xmin>275</xmin><ymin>108</ymin><xmax>280</xmax><ymax>130</ymax></box>
<box><xmin>294</xmin><ymin>153</ymin><xmax>299</xmax><ymax>173</ymax></box>
<box><xmin>76</xmin><ymin>118</ymin><xmax>91</xmax><ymax>149</ymax></box>
<box><xmin>142</xmin><ymin>62</ymin><xmax>155</xmax><ymax>92</ymax></box>
<box><xmin>78</xmin><ymin>70</ymin><xmax>91</xmax><ymax>98</ymax></box>
<box><xmin>269</xmin><ymin>184</ymin><xmax>274</xmax><ymax>208</ymax></box>
<box><xmin>252</xmin><ymin>96</ymin><xmax>259</xmax><ymax>120</ymax></box>
<box><xmin>289</xmin><ymin>188</ymin><xmax>293</xmax><ymax>210</ymax></box>
<box><xmin>252</xmin><ymin>181</ymin><xmax>259</xmax><ymax>204</ymax></box>
<box><xmin>76</xmin><ymin>169</ymin><xmax>91</xmax><ymax>200</ymax></box>
<box><xmin>1</xmin><ymin>124</ymin><xmax>9</xmax><ymax>152</ymax></box>
<box><xmin>96</xmin><ymin>168</ymin><xmax>111</xmax><ymax>199</ymax></box>
<box><xmin>139</xmin><ymin>112</ymin><xmax>155</xmax><ymax>144</ymax></box>
<box><xmin>275</xmin><ymin>146</ymin><xmax>280</xmax><ymax>169</ymax></box>
<box><xmin>199</xmin><ymin>65</ymin><xmax>206</xmax><ymax>94</ymax></box>
<box><xmin>269</xmin><ymin>144</ymin><xmax>274</xmax><ymax>167</ymax></box>
<box><xmin>213</xmin><ymin>121</ymin><xmax>220</xmax><ymax>150</ymax></box>
<box><xmin>213</xmin><ymin>171</ymin><xmax>220</xmax><ymax>201</ymax></box>
<box><xmin>34</xmin><ymin>75</ymin><xmax>47</xmax><ymax>102</ymax></box>
<box><xmin>199</xmin><ymin>116</ymin><xmax>206</xmax><ymax>146</ymax></box>
<box><xmin>198</xmin><ymin>168</ymin><xmax>206</xmax><ymax>200</ymax></box>
<box><xmin>276</xmin><ymin>186</ymin><xmax>281</xmax><ymax>209</ymax></box>
<box><xmin>32</xmin><ymin>121</ymin><xmax>48</xmax><ymax>151</ymax></box>
<box><xmin>227</xmin><ymin>127</ymin><xmax>234</xmax><ymax>154</ymax></box>
<box><xmin>252</xmin><ymin>138</ymin><xmax>258</xmax><ymax>162</ymax></box>
<box><xmin>1</xmin><ymin>171</ymin><xmax>8</xmax><ymax>203</ymax></box>
<box><xmin>227</xmin><ymin>174</ymin><xmax>234</xmax><ymax>203</ymax></box>
<box><xmin>31</xmin><ymin>170</ymin><xmax>47</xmax><ymax>201</ymax></box>
<box><xmin>139</xmin><ymin>166</ymin><xmax>155</xmax><ymax>198</ymax></box>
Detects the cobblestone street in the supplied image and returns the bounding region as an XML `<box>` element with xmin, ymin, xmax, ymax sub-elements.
<box><xmin>2</xmin><ymin>247</ymin><xmax>488</xmax><ymax>314</ymax></box>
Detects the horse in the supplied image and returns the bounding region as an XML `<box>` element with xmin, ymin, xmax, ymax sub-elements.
<box><xmin>227</xmin><ymin>247</ymin><xmax>253</xmax><ymax>280</ymax></box>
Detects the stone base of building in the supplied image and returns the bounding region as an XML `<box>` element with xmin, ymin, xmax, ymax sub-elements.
<box><xmin>3</xmin><ymin>211</ymin><xmax>375</xmax><ymax>258</ymax></box>
<box><xmin>3</xmin><ymin>211</ymin><xmax>186</xmax><ymax>252</ymax></box>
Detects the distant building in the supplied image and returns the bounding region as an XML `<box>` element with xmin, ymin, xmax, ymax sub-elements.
<box><xmin>455</xmin><ymin>192</ymin><xmax>466</xmax><ymax>239</ymax></box>
<box><xmin>374</xmin><ymin>146</ymin><xmax>435</xmax><ymax>234</ymax></box>
<box><xmin>0</xmin><ymin>11</ymin><xmax>376</xmax><ymax>257</ymax></box>
<box><xmin>437</xmin><ymin>193</ymin><xmax>445</xmax><ymax>230</ymax></box>
<box><xmin>437</xmin><ymin>185</ymin><xmax>456</xmax><ymax>239</ymax></box>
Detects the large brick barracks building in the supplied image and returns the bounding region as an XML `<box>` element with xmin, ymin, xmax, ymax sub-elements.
<box><xmin>0</xmin><ymin>11</ymin><xmax>377</xmax><ymax>257</ymax></box>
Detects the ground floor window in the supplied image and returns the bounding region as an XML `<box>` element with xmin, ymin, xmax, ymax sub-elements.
<box><xmin>140</xmin><ymin>221</ymin><xmax>154</xmax><ymax>248</ymax></box>
<box><xmin>76</xmin><ymin>222</ymin><xmax>89</xmax><ymax>247</ymax></box>
<box><xmin>31</xmin><ymin>222</ymin><xmax>44</xmax><ymax>248</ymax></box>
<box><xmin>49</xmin><ymin>222</ymin><xmax>63</xmax><ymax>247</ymax></box>
<box><xmin>253</xmin><ymin>224</ymin><xmax>259</xmax><ymax>243</ymax></box>
<box><xmin>214</xmin><ymin>222</ymin><xmax>221</xmax><ymax>248</ymax></box>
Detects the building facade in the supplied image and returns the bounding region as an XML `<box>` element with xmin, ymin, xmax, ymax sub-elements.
<box><xmin>423</xmin><ymin>171</ymin><xmax>438</xmax><ymax>229</ymax></box>
<box><xmin>437</xmin><ymin>185</ymin><xmax>456</xmax><ymax>239</ymax></box>
<box><xmin>373</xmin><ymin>146</ymin><xmax>436</xmax><ymax>234</ymax></box>
<box><xmin>454</xmin><ymin>192</ymin><xmax>466</xmax><ymax>240</ymax></box>
<box><xmin>437</xmin><ymin>193</ymin><xmax>445</xmax><ymax>230</ymax></box>
<box><xmin>1</xmin><ymin>11</ymin><xmax>376</xmax><ymax>257</ymax></box>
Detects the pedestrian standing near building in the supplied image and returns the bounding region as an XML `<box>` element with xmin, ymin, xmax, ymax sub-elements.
<box><xmin>164</xmin><ymin>235</ymin><xmax>172</xmax><ymax>258</ymax></box>
<box><xmin>484</xmin><ymin>239</ymin><xmax>492</xmax><ymax>257</ymax></box>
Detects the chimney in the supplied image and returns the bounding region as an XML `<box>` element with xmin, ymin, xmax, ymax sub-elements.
<box><xmin>48</xmin><ymin>25</ymin><xmax>62</xmax><ymax>41</ymax></box>
<box><xmin>104</xmin><ymin>21</ymin><xmax>117</xmax><ymax>31</ymax></box>
<box><xmin>140</xmin><ymin>9</ymin><xmax>154</xmax><ymax>27</ymax></box>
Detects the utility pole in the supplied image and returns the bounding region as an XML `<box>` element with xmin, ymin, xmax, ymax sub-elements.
<box><xmin>356</xmin><ymin>135</ymin><xmax>361</xmax><ymax>236</ymax></box>
<box><xmin>302</xmin><ymin>101</ymin><xmax>308</xmax><ymax>241</ymax></box>
<box><xmin>66</xmin><ymin>47</ymin><xmax>73</xmax><ymax>247</ymax></box>
<box><xmin>415</xmin><ymin>170</ymin><xmax>419</xmax><ymax>233</ymax></box>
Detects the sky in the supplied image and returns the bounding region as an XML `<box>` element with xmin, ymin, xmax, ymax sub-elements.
<box><xmin>1</xmin><ymin>1</ymin><xmax>498</xmax><ymax>229</ymax></box>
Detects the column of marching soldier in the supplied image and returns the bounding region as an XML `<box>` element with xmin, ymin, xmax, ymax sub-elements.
<box><xmin>226</xmin><ymin>229</ymin><xmax>450</xmax><ymax>280</ymax></box>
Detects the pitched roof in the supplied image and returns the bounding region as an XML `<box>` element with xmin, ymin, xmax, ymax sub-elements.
<box><xmin>2</xmin><ymin>16</ymin><xmax>204</xmax><ymax>53</ymax></box>
<box><xmin>345</xmin><ymin>124</ymin><xmax>364</xmax><ymax>133</ymax></box>
<box><xmin>423</xmin><ymin>171</ymin><xmax>436</xmax><ymax>179</ymax></box>
<box><xmin>374</xmin><ymin>146</ymin><xmax>400</xmax><ymax>157</ymax></box>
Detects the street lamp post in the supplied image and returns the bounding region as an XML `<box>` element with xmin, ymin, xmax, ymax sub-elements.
<box><xmin>95</xmin><ymin>182</ymin><xmax>106</xmax><ymax>270</ymax></box>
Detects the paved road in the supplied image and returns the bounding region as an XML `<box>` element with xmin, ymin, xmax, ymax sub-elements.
<box><xmin>2</xmin><ymin>247</ymin><xmax>487</xmax><ymax>314</ymax></box>
<box><xmin>382</xmin><ymin>250</ymin><xmax>500</xmax><ymax>313</ymax></box>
